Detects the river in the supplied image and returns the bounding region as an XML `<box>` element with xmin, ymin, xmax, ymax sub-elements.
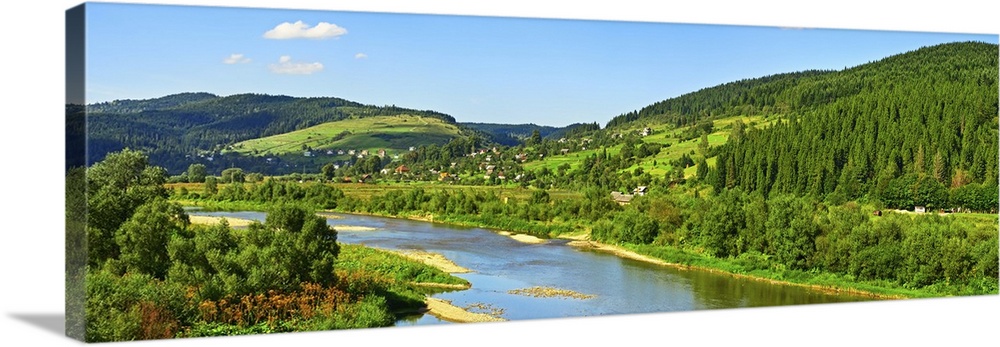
<box><xmin>189</xmin><ymin>210</ymin><xmax>876</xmax><ymax>325</ymax></box>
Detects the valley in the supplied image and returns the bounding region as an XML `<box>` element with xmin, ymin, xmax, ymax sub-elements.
<box><xmin>69</xmin><ymin>41</ymin><xmax>999</xmax><ymax>342</ymax></box>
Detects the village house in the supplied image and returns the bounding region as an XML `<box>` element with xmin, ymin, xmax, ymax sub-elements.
<box><xmin>610</xmin><ymin>191</ymin><xmax>634</xmax><ymax>205</ymax></box>
<box><xmin>357</xmin><ymin>174</ymin><xmax>372</xmax><ymax>183</ymax></box>
<box><xmin>560</xmin><ymin>148</ymin><xmax>570</xmax><ymax>155</ymax></box>
<box><xmin>377</xmin><ymin>149</ymin><xmax>386</xmax><ymax>158</ymax></box>
<box><xmin>641</xmin><ymin>127</ymin><xmax>652</xmax><ymax>136</ymax></box>
<box><xmin>633</xmin><ymin>186</ymin><xmax>648</xmax><ymax>196</ymax></box>
<box><xmin>395</xmin><ymin>165</ymin><xmax>410</xmax><ymax>174</ymax></box>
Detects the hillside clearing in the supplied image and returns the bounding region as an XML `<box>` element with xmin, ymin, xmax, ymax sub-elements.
<box><xmin>228</xmin><ymin>115</ymin><xmax>462</xmax><ymax>156</ymax></box>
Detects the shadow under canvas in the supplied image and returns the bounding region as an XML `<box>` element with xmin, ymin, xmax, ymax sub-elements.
<box><xmin>9</xmin><ymin>313</ymin><xmax>66</xmax><ymax>337</ymax></box>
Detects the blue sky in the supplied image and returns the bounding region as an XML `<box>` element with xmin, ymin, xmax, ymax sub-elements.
<box><xmin>84</xmin><ymin>2</ymin><xmax>997</xmax><ymax>126</ymax></box>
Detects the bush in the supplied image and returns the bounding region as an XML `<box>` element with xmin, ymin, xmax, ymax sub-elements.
<box><xmin>85</xmin><ymin>270</ymin><xmax>193</xmax><ymax>342</ymax></box>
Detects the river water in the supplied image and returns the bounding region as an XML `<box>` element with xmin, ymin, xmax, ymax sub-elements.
<box><xmin>190</xmin><ymin>210</ymin><xmax>876</xmax><ymax>325</ymax></box>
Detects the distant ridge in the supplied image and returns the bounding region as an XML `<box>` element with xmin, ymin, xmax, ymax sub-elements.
<box><xmin>83</xmin><ymin>93</ymin><xmax>461</xmax><ymax>173</ymax></box>
<box><xmin>606</xmin><ymin>41</ymin><xmax>999</xmax><ymax>129</ymax></box>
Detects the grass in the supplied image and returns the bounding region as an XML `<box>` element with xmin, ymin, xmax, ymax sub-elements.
<box><xmin>523</xmin><ymin>146</ymin><xmax>623</xmax><ymax>172</ymax></box>
<box><xmin>523</xmin><ymin>114</ymin><xmax>778</xmax><ymax>179</ymax></box>
<box><xmin>336</xmin><ymin>244</ymin><xmax>469</xmax><ymax>287</ymax></box>
<box><xmin>228</xmin><ymin>115</ymin><xmax>463</xmax><ymax>156</ymax></box>
<box><xmin>336</xmin><ymin>245</ymin><xmax>465</xmax><ymax>285</ymax></box>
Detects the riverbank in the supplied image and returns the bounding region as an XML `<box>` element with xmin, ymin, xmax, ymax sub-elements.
<box><xmin>388</xmin><ymin>249</ymin><xmax>471</xmax><ymax>274</ymax></box>
<box><xmin>329</xmin><ymin>209</ymin><xmax>553</xmax><ymax>245</ymax></box>
<box><xmin>336</xmin><ymin>207</ymin><xmax>910</xmax><ymax>299</ymax></box>
<box><xmin>567</xmin><ymin>240</ymin><xmax>672</xmax><ymax>266</ymax></box>
<box><xmin>566</xmin><ymin>240</ymin><xmax>908</xmax><ymax>300</ymax></box>
<box><xmin>331</xmin><ymin>225</ymin><xmax>381</xmax><ymax>232</ymax></box>
<box><xmin>497</xmin><ymin>231</ymin><xmax>546</xmax><ymax>244</ymax></box>
<box><xmin>188</xmin><ymin>215</ymin><xmax>255</xmax><ymax>227</ymax></box>
<box><xmin>423</xmin><ymin>298</ymin><xmax>506</xmax><ymax>323</ymax></box>
<box><xmin>180</xmin><ymin>201</ymin><xmax>917</xmax><ymax>299</ymax></box>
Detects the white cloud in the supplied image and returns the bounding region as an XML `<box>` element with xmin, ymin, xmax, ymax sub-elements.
<box><xmin>269</xmin><ymin>55</ymin><xmax>323</xmax><ymax>75</ymax></box>
<box><xmin>223</xmin><ymin>53</ymin><xmax>251</xmax><ymax>64</ymax></box>
<box><xmin>354</xmin><ymin>53</ymin><xmax>368</xmax><ymax>59</ymax></box>
<box><xmin>264</xmin><ymin>21</ymin><xmax>347</xmax><ymax>39</ymax></box>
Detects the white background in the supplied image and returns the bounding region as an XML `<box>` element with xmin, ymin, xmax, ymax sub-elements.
<box><xmin>1</xmin><ymin>1</ymin><xmax>997</xmax><ymax>346</ymax></box>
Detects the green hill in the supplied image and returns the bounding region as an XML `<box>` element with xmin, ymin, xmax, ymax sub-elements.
<box><xmin>707</xmin><ymin>42</ymin><xmax>998</xmax><ymax>208</ymax></box>
<box><xmin>84</xmin><ymin>93</ymin><xmax>460</xmax><ymax>174</ymax></box>
<box><xmin>522</xmin><ymin>41</ymin><xmax>997</xmax><ymax>203</ymax></box>
<box><xmin>459</xmin><ymin>122</ymin><xmax>600</xmax><ymax>146</ymax></box>
<box><xmin>230</xmin><ymin>115</ymin><xmax>463</xmax><ymax>156</ymax></box>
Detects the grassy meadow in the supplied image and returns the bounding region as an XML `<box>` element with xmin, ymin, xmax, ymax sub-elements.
<box><xmin>228</xmin><ymin>115</ymin><xmax>463</xmax><ymax>156</ymax></box>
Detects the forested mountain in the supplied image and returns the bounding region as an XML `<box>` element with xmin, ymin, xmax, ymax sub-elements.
<box><xmin>705</xmin><ymin>42</ymin><xmax>998</xmax><ymax>210</ymax></box>
<box><xmin>82</xmin><ymin>93</ymin><xmax>461</xmax><ymax>173</ymax></box>
<box><xmin>628</xmin><ymin>42</ymin><xmax>998</xmax><ymax>208</ymax></box>
<box><xmin>459</xmin><ymin>123</ymin><xmax>562</xmax><ymax>146</ymax></box>
<box><xmin>86</xmin><ymin>92</ymin><xmax>218</xmax><ymax>113</ymax></box>
<box><xmin>460</xmin><ymin>122</ymin><xmax>603</xmax><ymax>146</ymax></box>
<box><xmin>606</xmin><ymin>42</ymin><xmax>998</xmax><ymax>132</ymax></box>
<box><xmin>78</xmin><ymin>41</ymin><xmax>997</xmax><ymax>190</ymax></box>
<box><xmin>605</xmin><ymin>69</ymin><xmax>833</xmax><ymax>129</ymax></box>
<box><xmin>592</xmin><ymin>41</ymin><xmax>999</xmax><ymax>211</ymax></box>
